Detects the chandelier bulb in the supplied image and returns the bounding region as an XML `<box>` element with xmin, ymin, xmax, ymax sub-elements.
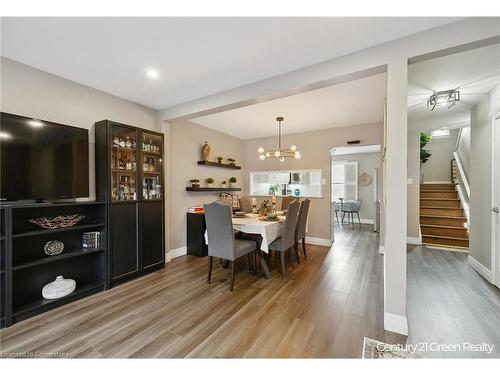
<box><xmin>274</xmin><ymin>150</ymin><xmax>280</xmax><ymax>157</ymax></box>
<box><xmin>259</xmin><ymin>154</ymin><xmax>266</xmax><ymax>160</ymax></box>
<box><xmin>279</xmin><ymin>157</ymin><xmax>285</xmax><ymax>162</ymax></box>
<box><xmin>258</xmin><ymin>147</ymin><xmax>264</xmax><ymax>153</ymax></box>
<box><xmin>290</xmin><ymin>145</ymin><xmax>296</xmax><ymax>151</ymax></box>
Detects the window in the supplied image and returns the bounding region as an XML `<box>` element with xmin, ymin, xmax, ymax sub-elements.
<box><xmin>331</xmin><ymin>161</ymin><xmax>358</xmax><ymax>202</ymax></box>
<box><xmin>249</xmin><ymin>169</ymin><xmax>322</xmax><ymax>198</ymax></box>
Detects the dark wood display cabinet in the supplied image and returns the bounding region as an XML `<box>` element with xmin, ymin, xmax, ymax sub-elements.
<box><xmin>0</xmin><ymin>202</ymin><xmax>107</xmax><ymax>327</ymax></box>
<box><xmin>95</xmin><ymin>120</ymin><xmax>165</xmax><ymax>287</ymax></box>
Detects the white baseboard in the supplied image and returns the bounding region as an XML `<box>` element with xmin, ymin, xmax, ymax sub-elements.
<box><xmin>406</xmin><ymin>236</ymin><xmax>422</xmax><ymax>245</ymax></box>
<box><xmin>360</xmin><ymin>219</ymin><xmax>374</xmax><ymax>224</ymax></box>
<box><xmin>467</xmin><ymin>255</ymin><xmax>494</xmax><ymax>284</ymax></box>
<box><xmin>165</xmin><ymin>246</ymin><xmax>187</xmax><ymax>263</ymax></box>
<box><xmin>379</xmin><ymin>245</ymin><xmax>384</xmax><ymax>255</ymax></box>
<box><xmin>384</xmin><ymin>312</ymin><xmax>408</xmax><ymax>336</ymax></box>
<box><xmin>305</xmin><ymin>236</ymin><xmax>333</xmax><ymax>247</ymax></box>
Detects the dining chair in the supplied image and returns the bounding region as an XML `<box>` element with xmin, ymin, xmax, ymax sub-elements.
<box><xmin>281</xmin><ymin>196</ymin><xmax>298</xmax><ymax>211</ymax></box>
<box><xmin>294</xmin><ymin>199</ymin><xmax>311</xmax><ymax>262</ymax></box>
<box><xmin>204</xmin><ymin>201</ymin><xmax>257</xmax><ymax>291</ymax></box>
<box><xmin>268</xmin><ymin>200</ymin><xmax>300</xmax><ymax>279</ymax></box>
<box><xmin>239</xmin><ymin>196</ymin><xmax>252</xmax><ymax>213</ymax></box>
<box><xmin>341</xmin><ymin>199</ymin><xmax>362</xmax><ymax>227</ymax></box>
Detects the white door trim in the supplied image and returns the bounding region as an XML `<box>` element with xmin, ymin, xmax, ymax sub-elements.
<box><xmin>492</xmin><ymin>112</ymin><xmax>500</xmax><ymax>288</ymax></box>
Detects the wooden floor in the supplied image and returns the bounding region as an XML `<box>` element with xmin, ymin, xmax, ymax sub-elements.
<box><xmin>407</xmin><ymin>244</ymin><xmax>500</xmax><ymax>358</ymax></box>
<box><xmin>0</xmin><ymin>224</ymin><xmax>404</xmax><ymax>358</ymax></box>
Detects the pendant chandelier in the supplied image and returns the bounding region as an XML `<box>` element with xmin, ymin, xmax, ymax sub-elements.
<box><xmin>258</xmin><ymin>116</ymin><xmax>301</xmax><ymax>161</ymax></box>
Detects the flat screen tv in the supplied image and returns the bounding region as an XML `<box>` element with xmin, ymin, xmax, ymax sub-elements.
<box><xmin>1</xmin><ymin>112</ymin><xmax>89</xmax><ymax>201</ymax></box>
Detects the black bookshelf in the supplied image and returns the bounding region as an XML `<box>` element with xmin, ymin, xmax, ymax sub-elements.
<box><xmin>0</xmin><ymin>201</ymin><xmax>107</xmax><ymax>327</ymax></box>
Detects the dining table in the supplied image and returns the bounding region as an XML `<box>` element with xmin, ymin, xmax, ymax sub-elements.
<box><xmin>204</xmin><ymin>212</ymin><xmax>286</xmax><ymax>279</ymax></box>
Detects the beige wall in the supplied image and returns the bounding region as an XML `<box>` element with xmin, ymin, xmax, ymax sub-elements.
<box><xmin>407</xmin><ymin>131</ymin><xmax>421</xmax><ymax>238</ymax></box>
<box><xmin>243</xmin><ymin>122</ymin><xmax>383</xmax><ymax>241</ymax></box>
<box><xmin>421</xmin><ymin>129</ymin><xmax>459</xmax><ymax>183</ymax></box>
<box><xmin>168</xmin><ymin>120</ymin><xmax>245</xmax><ymax>250</ymax></box>
<box><xmin>469</xmin><ymin>83</ymin><xmax>500</xmax><ymax>269</ymax></box>
<box><xmin>333</xmin><ymin>152</ymin><xmax>382</xmax><ymax>221</ymax></box>
<box><xmin>0</xmin><ymin>58</ymin><xmax>159</xmax><ymax>200</ymax></box>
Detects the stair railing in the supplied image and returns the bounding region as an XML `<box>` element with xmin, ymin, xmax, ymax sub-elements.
<box><xmin>453</xmin><ymin>151</ymin><xmax>470</xmax><ymax>227</ymax></box>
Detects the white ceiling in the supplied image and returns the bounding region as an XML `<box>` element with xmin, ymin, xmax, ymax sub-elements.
<box><xmin>1</xmin><ymin>17</ymin><xmax>459</xmax><ymax>110</ymax></box>
<box><xmin>190</xmin><ymin>73</ymin><xmax>387</xmax><ymax>139</ymax></box>
<box><xmin>408</xmin><ymin>43</ymin><xmax>500</xmax><ymax>130</ymax></box>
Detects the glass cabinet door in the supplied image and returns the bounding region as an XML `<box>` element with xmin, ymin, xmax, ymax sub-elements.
<box><xmin>141</xmin><ymin>132</ymin><xmax>163</xmax><ymax>200</ymax></box>
<box><xmin>110</xmin><ymin>126</ymin><xmax>137</xmax><ymax>201</ymax></box>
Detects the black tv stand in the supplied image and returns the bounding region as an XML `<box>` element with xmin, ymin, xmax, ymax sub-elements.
<box><xmin>0</xmin><ymin>201</ymin><xmax>107</xmax><ymax>327</ymax></box>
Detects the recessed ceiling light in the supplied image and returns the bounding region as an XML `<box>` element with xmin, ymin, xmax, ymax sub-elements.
<box><xmin>146</xmin><ymin>69</ymin><xmax>159</xmax><ymax>80</ymax></box>
<box><xmin>28</xmin><ymin>119</ymin><xmax>44</xmax><ymax>128</ymax></box>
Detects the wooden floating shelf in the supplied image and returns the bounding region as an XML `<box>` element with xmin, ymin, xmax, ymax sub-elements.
<box><xmin>197</xmin><ymin>160</ymin><xmax>241</xmax><ymax>170</ymax></box>
<box><xmin>186</xmin><ymin>187</ymin><xmax>241</xmax><ymax>192</ymax></box>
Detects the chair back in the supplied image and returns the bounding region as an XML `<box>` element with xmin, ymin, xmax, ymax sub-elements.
<box><xmin>295</xmin><ymin>199</ymin><xmax>310</xmax><ymax>241</ymax></box>
<box><xmin>204</xmin><ymin>201</ymin><xmax>235</xmax><ymax>259</ymax></box>
<box><xmin>351</xmin><ymin>199</ymin><xmax>362</xmax><ymax>212</ymax></box>
<box><xmin>281</xmin><ymin>200</ymin><xmax>300</xmax><ymax>250</ymax></box>
<box><xmin>239</xmin><ymin>196</ymin><xmax>252</xmax><ymax>213</ymax></box>
<box><xmin>281</xmin><ymin>196</ymin><xmax>298</xmax><ymax>211</ymax></box>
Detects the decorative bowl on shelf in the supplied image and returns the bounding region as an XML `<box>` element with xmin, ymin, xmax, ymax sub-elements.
<box><xmin>42</xmin><ymin>276</ymin><xmax>76</xmax><ymax>300</ymax></box>
<box><xmin>29</xmin><ymin>214</ymin><xmax>85</xmax><ymax>230</ymax></box>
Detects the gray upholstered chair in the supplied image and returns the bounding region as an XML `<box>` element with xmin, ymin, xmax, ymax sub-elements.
<box><xmin>268</xmin><ymin>200</ymin><xmax>300</xmax><ymax>278</ymax></box>
<box><xmin>341</xmin><ymin>199</ymin><xmax>362</xmax><ymax>227</ymax></box>
<box><xmin>294</xmin><ymin>199</ymin><xmax>311</xmax><ymax>262</ymax></box>
<box><xmin>281</xmin><ymin>196</ymin><xmax>298</xmax><ymax>211</ymax></box>
<box><xmin>239</xmin><ymin>196</ymin><xmax>252</xmax><ymax>213</ymax></box>
<box><xmin>204</xmin><ymin>201</ymin><xmax>257</xmax><ymax>291</ymax></box>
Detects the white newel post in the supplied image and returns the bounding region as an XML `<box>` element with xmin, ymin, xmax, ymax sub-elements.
<box><xmin>383</xmin><ymin>57</ymin><xmax>408</xmax><ymax>335</ymax></box>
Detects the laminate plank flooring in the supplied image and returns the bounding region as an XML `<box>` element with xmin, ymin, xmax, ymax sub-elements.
<box><xmin>1</xmin><ymin>224</ymin><xmax>404</xmax><ymax>358</ymax></box>
<box><xmin>407</xmin><ymin>244</ymin><xmax>500</xmax><ymax>358</ymax></box>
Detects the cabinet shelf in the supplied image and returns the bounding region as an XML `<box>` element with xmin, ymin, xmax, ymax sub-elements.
<box><xmin>13</xmin><ymin>248</ymin><xmax>104</xmax><ymax>271</ymax></box>
<box><xmin>197</xmin><ymin>160</ymin><xmax>241</xmax><ymax>170</ymax></box>
<box><xmin>13</xmin><ymin>223</ymin><xmax>105</xmax><ymax>238</ymax></box>
<box><xmin>111</xmin><ymin>169</ymin><xmax>136</xmax><ymax>173</ymax></box>
<box><xmin>13</xmin><ymin>282</ymin><xmax>104</xmax><ymax>317</ymax></box>
<box><xmin>186</xmin><ymin>187</ymin><xmax>241</xmax><ymax>192</ymax></box>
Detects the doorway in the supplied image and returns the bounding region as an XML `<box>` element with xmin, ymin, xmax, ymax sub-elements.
<box><xmin>330</xmin><ymin>145</ymin><xmax>382</xmax><ymax>242</ymax></box>
<box><xmin>493</xmin><ymin>113</ymin><xmax>500</xmax><ymax>288</ymax></box>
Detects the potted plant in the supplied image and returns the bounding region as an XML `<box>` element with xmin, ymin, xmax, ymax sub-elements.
<box><xmin>216</xmin><ymin>156</ymin><xmax>223</xmax><ymax>164</ymax></box>
<box><xmin>189</xmin><ymin>179</ymin><xmax>200</xmax><ymax>188</ymax></box>
<box><xmin>220</xmin><ymin>180</ymin><xmax>227</xmax><ymax>188</ymax></box>
<box><xmin>205</xmin><ymin>177</ymin><xmax>214</xmax><ymax>187</ymax></box>
<box><xmin>229</xmin><ymin>176</ymin><xmax>237</xmax><ymax>188</ymax></box>
<box><xmin>269</xmin><ymin>184</ymin><xmax>280</xmax><ymax>195</ymax></box>
<box><xmin>420</xmin><ymin>132</ymin><xmax>432</xmax><ymax>183</ymax></box>
<box><xmin>227</xmin><ymin>158</ymin><xmax>236</xmax><ymax>166</ymax></box>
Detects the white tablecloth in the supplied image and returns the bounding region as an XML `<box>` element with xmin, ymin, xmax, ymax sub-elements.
<box><xmin>204</xmin><ymin>214</ymin><xmax>284</xmax><ymax>253</ymax></box>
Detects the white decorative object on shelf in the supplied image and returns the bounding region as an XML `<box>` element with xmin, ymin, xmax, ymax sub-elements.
<box><xmin>42</xmin><ymin>276</ymin><xmax>76</xmax><ymax>300</ymax></box>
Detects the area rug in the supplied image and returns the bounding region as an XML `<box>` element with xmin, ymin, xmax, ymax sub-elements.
<box><xmin>362</xmin><ymin>337</ymin><xmax>412</xmax><ymax>359</ymax></box>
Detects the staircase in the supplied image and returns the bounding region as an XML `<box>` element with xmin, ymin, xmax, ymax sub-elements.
<box><xmin>420</xmin><ymin>183</ymin><xmax>469</xmax><ymax>250</ymax></box>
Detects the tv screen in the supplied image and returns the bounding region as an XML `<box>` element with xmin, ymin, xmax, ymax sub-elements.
<box><xmin>0</xmin><ymin>112</ymin><xmax>89</xmax><ymax>201</ymax></box>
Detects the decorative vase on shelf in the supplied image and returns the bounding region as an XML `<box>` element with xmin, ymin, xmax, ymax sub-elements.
<box><xmin>230</xmin><ymin>183</ymin><xmax>238</xmax><ymax>188</ymax></box>
<box><xmin>221</xmin><ymin>182</ymin><xmax>227</xmax><ymax>188</ymax></box>
<box><xmin>42</xmin><ymin>276</ymin><xmax>76</xmax><ymax>300</ymax></box>
<box><xmin>201</xmin><ymin>141</ymin><xmax>211</xmax><ymax>161</ymax></box>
